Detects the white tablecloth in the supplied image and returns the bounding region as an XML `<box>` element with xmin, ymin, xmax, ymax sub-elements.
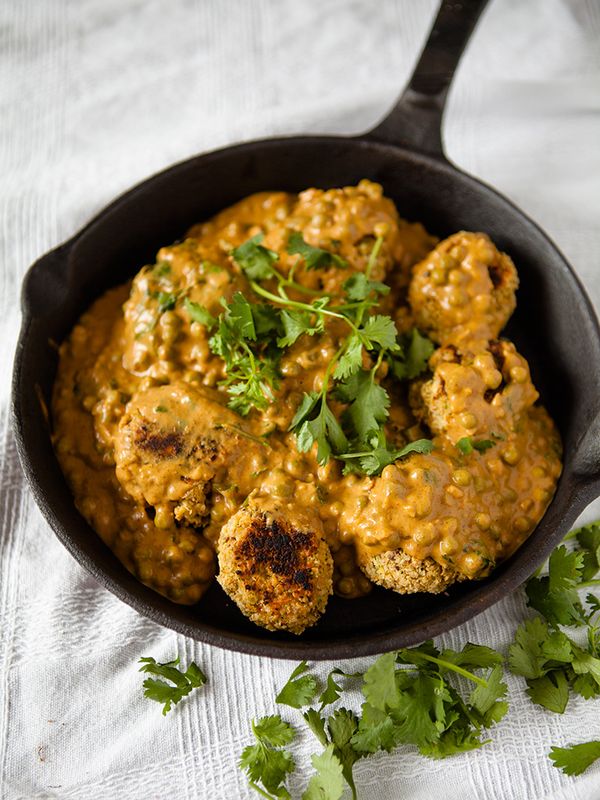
<box><xmin>2</xmin><ymin>1</ymin><xmax>600</xmax><ymax>798</ymax></box>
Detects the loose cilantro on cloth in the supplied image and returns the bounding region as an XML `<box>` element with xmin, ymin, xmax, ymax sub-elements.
<box><xmin>276</xmin><ymin>661</ymin><xmax>319</xmax><ymax>709</ymax></box>
<box><xmin>509</xmin><ymin>521</ymin><xmax>600</xmax><ymax>715</ymax></box>
<box><xmin>138</xmin><ymin>656</ymin><xmax>207</xmax><ymax>716</ymax></box>
<box><xmin>140</xmin><ymin>523</ymin><xmax>600</xmax><ymax>792</ymax></box>
<box><xmin>238</xmin><ymin>641</ymin><xmax>508</xmax><ymax>799</ymax></box>
<box><xmin>549</xmin><ymin>741</ymin><xmax>600</xmax><ymax>776</ymax></box>
<box><xmin>239</xmin><ymin>715</ymin><xmax>296</xmax><ymax>799</ymax></box>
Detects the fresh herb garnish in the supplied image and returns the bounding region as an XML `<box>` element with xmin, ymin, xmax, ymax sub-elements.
<box><xmin>276</xmin><ymin>661</ymin><xmax>319</xmax><ymax>709</ymax></box>
<box><xmin>155</xmin><ymin>291</ymin><xmax>178</xmax><ymax>314</ymax></box>
<box><xmin>387</xmin><ymin>327</ymin><xmax>435</xmax><ymax>380</ymax></box>
<box><xmin>549</xmin><ymin>740</ymin><xmax>600</xmax><ymax>776</ymax></box>
<box><xmin>184</xmin><ymin>297</ymin><xmax>217</xmax><ymax>329</ymax></box>
<box><xmin>139</xmin><ymin>656</ymin><xmax>206</xmax><ymax>716</ymax></box>
<box><xmin>208</xmin><ymin>292</ymin><xmax>281</xmax><ymax>415</ymax></box>
<box><xmin>303</xmin><ymin>743</ymin><xmax>346</xmax><ymax>800</ymax></box>
<box><xmin>205</xmin><ymin>232</ymin><xmax>436</xmax><ymax>472</ymax></box>
<box><xmin>231</xmin><ymin>234</ymin><xmax>279</xmax><ymax>281</ymax></box>
<box><xmin>239</xmin><ymin>715</ymin><xmax>296</xmax><ymax>799</ymax></box>
<box><xmin>509</xmin><ymin>522</ymin><xmax>600</xmax><ymax>714</ymax></box>
<box><xmin>287</xmin><ymin>231</ymin><xmax>347</xmax><ymax>270</ymax></box>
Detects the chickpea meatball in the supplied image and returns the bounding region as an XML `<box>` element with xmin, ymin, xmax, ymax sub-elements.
<box><xmin>217</xmin><ymin>496</ymin><xmax>333</xmax><ymax>634</ymax></box>
<box><xmin>411</xmin><ymin>339</ymin><xmax>538</xmax><ymax>442</ymax></box>
<box><xmin>114</xmin><ymin>382</ymin><xmax>261</xmax><ymax>527</ymax></box>
<box><xmin>359</xmin><ymin>547</ymin><xmax>460</xmax><ymax>594</ymax></box>
<box><xmin>409</xmin><ymin>232</ymin><xmax>518</xmax><ymax>346</ymax></box>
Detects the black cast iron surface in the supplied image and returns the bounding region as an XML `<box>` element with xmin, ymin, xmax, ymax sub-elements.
<box><xmin>12</xmin><ymin>0</ymin><xmax>600</xmax><ymax>659</ymax></box>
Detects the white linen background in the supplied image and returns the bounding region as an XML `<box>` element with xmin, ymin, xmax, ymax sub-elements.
<box><xmin>1</xmin><ymin>0</ymin><xmax>600</xmax><ymax>797</ymax></box>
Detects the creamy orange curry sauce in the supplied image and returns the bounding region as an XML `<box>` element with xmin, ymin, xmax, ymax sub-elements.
<box><xmin>52</xmin><ymin>180</ymin><xmax>562</xmax><ymax>633</ymax></box>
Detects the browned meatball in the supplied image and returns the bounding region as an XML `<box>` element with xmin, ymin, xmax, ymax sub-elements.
<box><xmin>409</xmin><ymin>232</ymin><xmax>518</xmax><ymax>347</ymax></box>
<box><xmin>360</xmin><ymin>547</ymin><xmax>460</xmax><ymax>594</ymax></box>
<box><xmin>114</xmin><ymin>382</ymin><xmax>261</xmax><ymax>529</ymax></box>
<box><xmin>217</xmin><ymin>496</ymin><xmax>333</xmax><ymax>634</ymax></box>
<box><xmin>410</xmin><ymin>339</ymin><xmax>539</xmax><ymax>443</ymax></box>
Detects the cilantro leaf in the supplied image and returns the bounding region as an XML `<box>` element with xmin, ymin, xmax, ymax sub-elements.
<box><xmin>392</xmin><ymin>672</ymin><xmax>452</xmax><ymax>747</ymax></box>
<box><xmin>362</xmin><ymin>652</ymin><xmax>399</xmax><ymax>711</ymax></box>
<box><xmin>468</xmin><ymin>665</ymin><xmax>509</xmax><ymax>727</ymax></box>
<box><xmin>209</xmin><ymin>292</ymin><xmax>281</xmax><ymax>414</ymax></box>
<box><xmin>232</xmin><ymin>234</ymin><xmax>279</xmax><ymax>280</ymax></box>
<box><xmin>548</xmin><ymin>545</ymin><xmax>585</xmax><ymax>594</ymax></box>
<box><xmin>359</xmin><ymin>315</ymin><xmax>399</xmax><ymax>351</ymax></box>
<box><xmin>154</xmin><ymin>291</ymin><xmax>178</xmax><ymax>314</ymax></box>
<box><xmin>570</xmin><ymin>645</ymin><xmax>600</xmax><ymax>688</ymax></box>
<box><xmin>526</xmin><ymin>671</ymin><xmax>570</xmax><ymax>714</ymax></box>
<box><xmin>302</xmin><ymin>745</ymin><xmax>345</xmax><ymax>800</ymax></box>
<box><xmin>550</xmin><ymin>740</ymin><xmax>600</xmax><ymax>776</ymax></box>
<box><xmin>343</xmin><ymin>272</ymin><xmax>389</xmax><ymax>301</ymax></box>
<box><xmin>225</xmin><ymin>292</ymin><xmax>257</xmax><ymax>340</ymax></box>
<box><xmin>338</xmin><ymin>369</ymin><xmax>390</xmax><ymax>444</ymax></box>
<box><xmin>304</xmin><ymin>709</ymin><xmax>329</xmax><ymax>747</ymax></box>
<box><xmin>289</xmin><ymin>392</ymin><xmax>320</xmax><ymax>431</ymax></box>
<box><xmin>319</xmin><ymin>669</ymin><xmax>344</xmax><ymax>710</ymax></box>
<box><xmin>278</xmin><ymin>309</ymin><xmax>323</xmax><ymax>348</ymax></box>
<box><xmin>439</xmin><ymin>644</ymin><xmax>503</xmax><ymax>672</ymax></box>
<box><xmin>293</xmin><ymin>394</ymin><xmax>348</xmax><ymax>466</ymax></box>
<box><xmin>388</xmin><ymin>328</ymin><xmax>435</xmax><ymax>380</ymax></box>
<box><xmin>332</xmin><ymin>334</ymin><xmax>363</xmax><ymax>380</ymax></box>
<box><xmin>525</xmin><ymin>546</ymin><xmax>586</xmax><ymax>627</ymax></box>
<box><xmin>576</xmin><ymin>522</ymin><xmax>600</xmax><ymax>581</ymax></box>
<box><xmin>525</xmin><ymin>576</ymin><xmax>585</xmax><ymax>628</ymax></box>
<box><xmin>184</xmin><ymin>297</ymin><xmax>217</xmax><ymax>329</ymax></box>
<box><xmin>509</xmin><ymin>617</ymin><xmax>555</xmax><ymax>680</ymax></box>
<box><xmin>276</xmin><ymin>661</ymin><xmax>319</xmax><ymax>709</ymax></box>
<box><xmin>253</xmin><ymin>715</ymin><xmax>296</xmax><ymax>747</ymax></box>
<box><xmin>287</xmin><ymin>231</ymin><xmax>347</xmax><ymax>271</ymax></box>
<box><xmin>341</xmin><ymin>437</ymin><xmax>434</xmax><ymax>477</ymax></box>
<box><xmin>327</xmin><ymin>709</ymin><xmax>361</xmax><ymax>798</ymax></box>
<box><xmin>139</xmin><ymin>656</ymin><xmax>207</xmax><ymax>716</ymax></box>
<box><xmin>351</xmin><ymin>702</ymin><xmax>399</xmax><ymax>754</ymax></box>
<box><xmin>239</xmin><ymin>716</ymin><xmax>295</xmax><ymax>799</ymax></box>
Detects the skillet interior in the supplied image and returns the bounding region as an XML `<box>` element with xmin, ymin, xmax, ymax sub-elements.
<box><xmin>14</xmin><ymin>136</ymin><xmax>600</xmax><ymax>658</ymax></box>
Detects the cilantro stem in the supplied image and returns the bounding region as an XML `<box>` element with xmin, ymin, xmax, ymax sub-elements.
<box><xmin>406</xmin><ymin>653</ymin><xmax>489</xmax><ymax>688</ymax></box>
<box><xmin>249</xmin><ymin>781</ymin><xmax>277</xmax><ymax>800</ymax></box>
<box><xmin>250</xmin><ymin>281</ymin><xmax>360</xmax><ymax>332</ymax></box>
<box><xmin>269</xmin><ymin>265</ymin><xmax>325</xmax><ymax>298</ymax></box>
<box><xmin>355</xmin><ymin>235</ymin><xmax>384</xmax><ymax>329</ymax></box>
<box><xmin>579</xmin><ymin>580</ymin><xmax>600</xmax><ymax>588</ymax></box>
<box><xmin>365</xmin><ymin>236</ymin><xmax>384</xmax><ymax>282</ymax></box>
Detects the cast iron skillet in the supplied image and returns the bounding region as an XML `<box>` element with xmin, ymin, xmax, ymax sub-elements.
<box><xmin>12</xmin><ymin>0</ymin><xmax>600</xmax><ymax>659</ymax></box>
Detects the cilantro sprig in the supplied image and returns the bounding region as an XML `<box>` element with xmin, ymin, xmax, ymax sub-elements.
<box><xmin>239</xmin><ymin>715</ymin><xmax>296</xmax><ymax>799</ymax></box>
<box><xmin>509</xmin><ymin>521</ymin><xmax>600</xmax><ymax>715</ymax></box>
<box><xmin>208</xmin><ymin>292</ymin><xmax>282</xmax><ymax>415</ymax></box>
<box><xmin>228</xmin><ymin>231</ymin><xmax>436</xmax><ymax>474</ymax></box>
<box><xmin>139</xmin><ymin>656</ymin><xmax>207</xmax><ymax>716</ymax></box>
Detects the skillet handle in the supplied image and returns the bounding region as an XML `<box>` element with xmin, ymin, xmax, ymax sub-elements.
<box><xmin>572</xmin><ymin>410</ymin><xmax>600</xmax><ymax>507</ymax></box>
<box><xmin>366</xmin><ymin>0</ymin><xmax>489</xmax><ymax>157</ymax></box>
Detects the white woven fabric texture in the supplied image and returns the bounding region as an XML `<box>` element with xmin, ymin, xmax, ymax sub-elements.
<box><xmin>2</xmin><ymin>0</ymin><xmax>600</xmax><ymax>798</ymax></box>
